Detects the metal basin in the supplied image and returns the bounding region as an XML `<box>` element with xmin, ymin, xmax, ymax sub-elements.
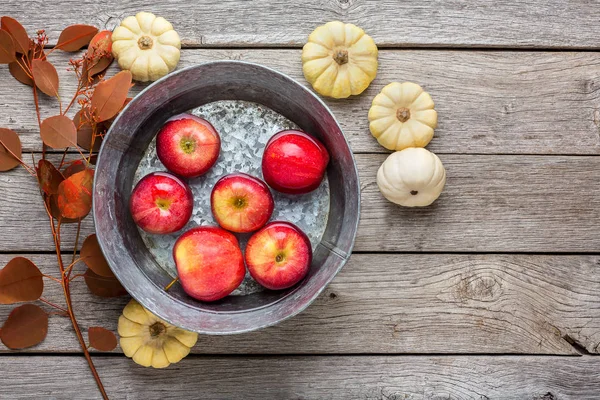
<box><xmin>93</xmin><ymin>61</ymin><xmax>360</xmax><ymax>334</ymax></box>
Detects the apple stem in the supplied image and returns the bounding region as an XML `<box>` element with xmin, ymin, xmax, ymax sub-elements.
<box><xmin>164</xmin><ymin>277</ymin><xmax>179</xmax><ymax>291</ymax></box>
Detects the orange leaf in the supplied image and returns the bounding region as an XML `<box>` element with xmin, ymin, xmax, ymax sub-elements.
<box><xmin>0</xmin><ymin>17</ymin><xmax>30</xmax><ymax>55</ymax></box>
<box><xmin>8</xmin><ymin>58</ymin><xmax>32</xmax><ymax>86</ymax></box>
<box><xmin>0</xmin><ymin>29</ymin><xmax>16</xmax><ymax>64</ymax></box>
<box><xmin>0</xmin><ymin>128</ymin><xmax>21</xmax><ymax>172</ymax></box>
<box><xmin>56</xmin><ymin>24</ymin><xmax>98</xmax><ymax>52</ymax></box>
<box><xmin>37</xmin><ymin>159</ymin><xmax>64</xmax><ymax>195</ymax></box>
<box><xmin>91</xmin><ymin>71</ymin><xmax>132</xmax><ymax>122</ymax></box>
<box><xmin>0</xmin><ymin>304</ymin><xmax>48</xmax><ymax>349</ymax></box>
<box><xmin>40</xmin><ymin>115</ymin><xmax>77</xmax><ymax>149</ymax></box>
<box><xmin>88</xmin><ymin>327</ymin><xmax>117</xmax><ymax>351</ymax></box>
<box><xmin>84</xmin><ymin>268</ymin><xmax>127</xmax><ymax>297</ymax></box>
<box><xmin>0</xmin><ymin>257</ymin><xmax>43</xmax><ymax>304</ymax></box>
<box><xmin>62</xmin><ymin>159</ymin><xmax>87</xmax><ymax>178</ymax></box>
<box><xmin>47</xmin><ymin>194</ymin><xmax>79</xmax><ymax>224</ymax></box>
<box><xmin>32</xmin><ymin>59</ymin><xmax>59</xmax><ymax>97</ymax></box>
<box><xmin>57</xmin><ymin>168</ymin><xmax>94</xmax><ymax>219</ymax></box>
<box><xmin>81</xmin><ymin>234</ymin><xmax>113</xmax><ymax>277</ymax></box>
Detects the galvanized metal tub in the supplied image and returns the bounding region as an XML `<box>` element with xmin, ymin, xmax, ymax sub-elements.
<box><xmin>93</xmin><ymin>61</ymin><xmax>360</xmax><ymax>334</ymax></box>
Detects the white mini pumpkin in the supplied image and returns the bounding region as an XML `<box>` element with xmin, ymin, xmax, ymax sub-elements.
<box><xmin>112</xmin><ymin>12</ymin><xmax>181</xmax><ymax>82</ymax></box>
<box><xmin>368</xmin><ymin>82</ymin><xmax>437</xmax><ymax>151</ymax></box>
<box><xmin>377</xmin><ymin>147</ymin><xmax>446</xmax><ymax>207</ymax></box>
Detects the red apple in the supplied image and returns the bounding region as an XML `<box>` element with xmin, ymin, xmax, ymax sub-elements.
<box><xmin>89</xmin><ymin>30</ymin><xmax>112</xmax><ymax>54</ymax></box>
<box><xmin>129</xmin><ymin>172</ymin><xmax>193</xmax><ymax>234</ymax></box>
<box><xmin>261</xmin><ymin>130</ymin><xmax>329</xmax><ymax>194</ymax></box>
<box><xmin>173</xmin><ymin>226</ymin><xmax>245</xmax><ymax>302</ymax></box>
<box><xmin>245</xmin><ymin>221</ymin><xmax>312</xmax><ymax>290</ymax></box>
<box><xmin>211</xmin><ymin>173</ymin><xmax>274</xmax><ymax>233</ymax></box>
<box><xmin>156</xmin><ymin>114</ymin><xmax>221</xmax><ymax>178</ymax></box>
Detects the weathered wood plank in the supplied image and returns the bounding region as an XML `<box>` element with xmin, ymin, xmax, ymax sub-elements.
<box><xmin>1</xmin><ymin>355</ymin><xmax>599</xmax><ymax>399</ymax></box>
<box><xmin>1</xmin><ymin>253</ymin><xmax>598</xmax><ymax>355</ymax></box>
<box><xmin>3</xmin><ymin>1</ymin><xmax>600</xmax><ymax>48</ymax></box>
<box><xmin>2</xmin><ymin>50</ymin><xmax>600</xmax><ymax>155</ymax></box>
<box><xmin>1</xmin><ymin>154</ymin><xmax>599</xmax><ymax>253</ymax></box>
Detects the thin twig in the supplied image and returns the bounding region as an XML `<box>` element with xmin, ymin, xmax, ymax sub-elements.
<box><xmin>39</xmin><ymin>297</ymin><xmax>68</xmax><ymax>314</ymax></box>
<box><xmin>42</xmin><ymin>274</ymin><xmax>62</xmax><ymax>284</ymax></box>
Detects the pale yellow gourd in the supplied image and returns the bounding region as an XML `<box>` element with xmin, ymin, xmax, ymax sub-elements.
<box><xmin>302</xmin><ymin>21</ymin><xmax>378</xmax><ymax>99</ymax></box>
<box><xmin>111</xmin><ymin>12</ymin><xmax>181</xmax><ymax>82</ymax></box>
<box><xmin>118</xmin><ymin>299</ymin><xmax>197</xmax><ymax>368</ymax></box>
<box><xmin>369</xmin><ymin>82</ymin><xmax>437</xmax><ymax>151</ymax></box>
<box><xmin>377</xmin><ymin>148</ymin><xmax>446</xmax><ymax>207</ymax></box>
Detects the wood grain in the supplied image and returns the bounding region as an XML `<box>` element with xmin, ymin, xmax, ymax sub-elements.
<box><xmin>3</xmin><ymin>1</ymin><xmax>600</xmax><ymax>48</ymax></box>
<box><xmin>1</xmin><ymin>253</ymin><xmax>598</xmax><ymax>355</ymax></box>
<box><xmin>1</xmin><ymin>355</ymin><xmax>599</xmax><ymax>399</ymax></box>
<box><xmin>2</xmin><ymin>50</ymin><xmax>600</xmax><ymax>155</ymax></box>
<box><xmin>1</xmin><ymin>154</ymin><xmax>599</xmax><ymax>253</ymax></box>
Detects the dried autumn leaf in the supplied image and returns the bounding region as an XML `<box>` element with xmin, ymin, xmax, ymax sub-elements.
<box><xmin>0</xmin><ymin>128</ymin><xmax>22</xmax><ymax>172</ymax></box>
<box><xmin>57</xmin><ymin>168</ymin><xmax>93</xmax><ymax>219</ymax></box>
<box><xmin>31</xmin><ymin>59</ymin><xmax>59</xmax><ymax>97</ymax></box>
<box><xmin>56</xmin><ymin>24</ymin><xmax>98</xmax><ymax>52</ymax></box>
<box><xmin>84</xmin><ymin>268</ymin><xmax>127</xmax><ymax>297</ymax></box>
<box><xmin>62</xmin><ymin>159</ymin><xmax>87</xmax><ymax>178</ymax></box>
<box><xmin>37</xmin><ymin>159</ymin><xmax>64</xmax><ymax>195</ymax></box>
<box><xmin>88</xmin><ymin>56</ymin><xmax>113</xmax><ymax>78</ymax></box>
<box><xmin>81</xmin><ymin>234</ymin><xmax>113</xmax><ymax>277</ymax></box>
<box><xmin>0</xmin><ymin>304</ymin><xmax>48</xmax><ymax>349</ymax></box>
<box><xmin>0</xmin><ymin>29</ymin><xmax>16</xmax><ymax>63</ymax></box>
<box><xmin>74</xmin><ymin>111</ymin><xmax>101</xmax><ymax>151</ymax></box>
<box><xmin>0</xmin><ymin>257</ymin><xmax>43</xmax><ymax>304</ymax></box>
<box><xmin>40</xmin><ymin>115</ymin><xmax>77</xmax><ymax>149</ymax></box>
<box><xmin>0</xmin><ymin>17</ymin><xmax>30</xmax><ymax>55</ymax></box>
<box><xmin>88</xmin><ymin>327</ymin><xmax>117</xmax><ymax>351</ymax></box>
<box><xmin>47</xmin><ymin>194</ymin><xmax>79</xmax><ymax>224</ymax></box>
<box><xmin>8</xmin><ymin>58</ymin><xmax>32</xmax><ymax>86</ymax></box>
<box><xmin>91</xmin><ymin>70</ymin><xmax>132</xmax><ymax>122</ymax></box>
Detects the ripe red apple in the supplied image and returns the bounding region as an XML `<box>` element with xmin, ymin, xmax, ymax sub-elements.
<box><xmin>211</xmin><ymin>173</ymin><xmax>274</xmax><ymax>233</ymax></box>
<box><xmin>261</xmin><ymin>130</ymin><xmax>330</xmax><ymax>194</ymax></box>
<box><xmin>245</xmin><ymin>221</ymin><xmax>312</xmax><ymax>290</ymax></box>
<box><xmin>129</xmin><ymin>172</ymin><xmax>193</xmax><ymax>234</ymax></box>
<box><xmin>173</xmin><ymin>226</ymin><xmax>245</xmax><ymax>302</ymax></box>
<box><xmin>156</xmin><ymin>114</ymin><xmax>221</xmax><ymax>178</ymax></box>
<box><xmin>89</xmin><ymin>30</ymin><xmax>112</xmax><ymax>54</ymax></box>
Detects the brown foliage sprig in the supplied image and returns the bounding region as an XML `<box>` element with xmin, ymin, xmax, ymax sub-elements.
<box><xmin>0</xmin><ymin>16</ymin><xmax>133</xmax><ymax>399</ymax></box>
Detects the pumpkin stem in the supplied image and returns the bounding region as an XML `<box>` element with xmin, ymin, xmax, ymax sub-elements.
<box><xmin>396</xmin><ymin>108</ymin><xmax>411</xmax><ymax>123</ymax></box>
<box><xmin>138</xmin><ymin>36</ymin><xmax>154</xmax><ymax>50</ymax></box>
<box><xmin>149</xmin><ymin>322</ymin><xmax>166</xmax><ymax>337</ymax></box>
<box><xmin>333</xmin><ymin>49</ymin><xmax>349</xmax><ymax>65</ymax></box>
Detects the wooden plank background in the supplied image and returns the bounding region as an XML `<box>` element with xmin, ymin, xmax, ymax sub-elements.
<box><xmin>1</xmin><ymin>1</ymin><xmax>600</xmax><ymax>398</ymax></box>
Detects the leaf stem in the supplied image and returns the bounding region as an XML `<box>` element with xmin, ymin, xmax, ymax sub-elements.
<box><xmin>42</xmin><ymin>273</ymin><xmax>62</xmax><ymax>284</ymax></box>
<box><xmin>48</xmin><ymin>206</ymin><xmax>109</xmax><ymax>399</ymax></box>
<box><xmin>70</xmin><ymin>219</ymin><xmax>82</xmax><ymax>275</ymax></box>
<box><xmin>39</xmin><ymin>297</ymin><xmax>68</xmax><ymax>313</ymax></box>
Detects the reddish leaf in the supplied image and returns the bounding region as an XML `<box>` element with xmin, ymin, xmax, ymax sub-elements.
<box><xmin>0</xmin><ymin>257</ymin><xmax>43</xmax><ymax>304</ymax></box>
<box><xmin>88</xmin><ymin>327</ymin><xmax>117</xmax><ymax>351</ymax></box>
<box><xmin>0</xmin><ymin>29</ymin><xmax>16</xmax><ymax>63</ymax></box>
<box><xmin>74</xmin><ymin>111</ymin><xmax>102</xmax><ymax>152</ymax></box>
<box><xmin>87</xmin><ymin>56</ymin><xmax>113</xmax><ymax>78</ymax></box>
<box><xmin>57</xmin><ymin>168</ymin><xmax>94</xmax><ymax>219</ymax></box>
<box><xmin>40</xmin><ymin>115</ymin><xmax>77</xmax><ymax>149</ymax></box>
<box><xmin>84</xmin><ymin>268</ymin><xmax>127</xmax><ymax>297</ymax></box>
<box><xmin>0</xmin><ymin>304</ymin><xmax>48</xmax><ymax>349</ymax></box>
<box><xmin>0</xmin><ymin>128</ymin><xmax>22</xmax><ymax>171</ymax></box>
<box><xmin>81</xmin><ymin>234</ymin><xmax>113</xmax><ymax>277</ymax></box>
<box><xmin>47</xmin><ymin>194</ymin><xmax>79</xmax><ymax>224</ymax></box>
<box><xmin>56</xmin><ymin>24</ymin><xmax>98</xmax><ymax>52</ymax></box>
<box><xmin>0</xmin><ymin>17</ymin><xmax>30</xmax><ymax>54</ymax></box>
<box><xmin>31</xmin><ymin>59</ymin><xmax>59</xmax><ymax>97</ymax></box>
<box><xmin>8</xmin><ymin>58</ymin><xmax>33</xmax><ymax>86</ymax></box>
<box><xmin>62</xmin><ymin>159</ymin><xmax>87</xmax><ymax>178</ymax></box>
<box><xmin>91</xmin><ymin>71</ymin><xmax>132</xmax><ymax>122</ymax></box>
<box><xmin>37</xmin><ymin>159</ymin><xmax>64</xmax><ymax>195</ymax></box>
